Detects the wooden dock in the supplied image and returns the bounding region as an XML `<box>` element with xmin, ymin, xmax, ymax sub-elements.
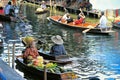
<box><xmin>0</xmin><ymin>59</ymin><xmax>25</xmax><ymax>80</ymax></box>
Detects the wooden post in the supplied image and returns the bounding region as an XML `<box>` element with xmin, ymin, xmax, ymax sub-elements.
<box><xmin>116</xmin><ymin>9</ymin><xmax>119</xmax><ymax>17</ymax></box>
<box><xmin>44</xmin><ymin>65</ymin><xmax>47</xmax><ymax>80</ymax></box>
<box><xmin>12</xmin><ymin>42</ymin><xmax>15</xmax><ymax>69</ymax></box>
<box><xmin>7</xmin><ymin>43</ymin><xmax>10</xmax><ymax>66</ymax></box>
<box><xmin>50</xmin><ymin>0</ymin><xmax>52</xmax><ymax>16</ymax></box>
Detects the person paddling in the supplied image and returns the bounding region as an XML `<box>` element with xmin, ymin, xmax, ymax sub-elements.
<box><xmin>73</xmin><ymin>8</ymin><xmax>85</xmax><ymax>25</ymax></box>
<box><xmin>98</xmin><ymin>12</ymin><xmax>108</xmax><ymax>31</ymax></box>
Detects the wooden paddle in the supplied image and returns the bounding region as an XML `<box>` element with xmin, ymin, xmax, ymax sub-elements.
<box><xmin>79</xmin><ymin>8</ymin><xmax>85</xmax><ymax>17</ymax></box>
<box><xmin>82</xmin><ymin>25</ymin><xmax>95</xmax><ymax>33</ymax></box>
<box><xmin>58</xmin><ymin>7</ymin><xmax>68</xmax><ymax>21</ymax></box>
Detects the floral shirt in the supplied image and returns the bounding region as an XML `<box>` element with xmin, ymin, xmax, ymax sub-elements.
<box><xmin>23</xmin><ymin>47</ymin><xmax>39</xmax><ymax>59</ymax></box>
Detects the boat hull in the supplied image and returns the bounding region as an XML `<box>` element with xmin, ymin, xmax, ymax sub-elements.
<box><xmin>0</xmin><ymin>15</ymin><xmax>11</xmax><ymax>22</ymax></box>
<box><xmin>112</xmin><ymin>22</ymin><xmax>120</xmax><ymax>28</ymax></box>
<box><xmin>35</xmin><ymin>10</ymin><xmax>49</xmax><ymax>14</ymax></box>
<box><xmin>15</xmin><ymin>58</ymin><xmax>76</xmax><ymax>80</ymax></box>
<box><xmin>48</xmin><ymin>16</ymin><xmax>115</xmax><ymax>35</ymax></box>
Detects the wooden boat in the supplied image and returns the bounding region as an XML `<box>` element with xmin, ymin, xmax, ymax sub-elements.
<box><xmin>38</xmin><ymin>52</ymin><xmax>72</xmax><ymax>65</ymax></box>
<box><xmin>0</xmin><ymin>15</ymin><xmax>11</xmax><ymax>22</ymax></box>
<box><xmin>21</xmin><ymin>39</ymin><xmax>72</xmax><ymax>65</ymax></box>
<box><xmin>35</xmin><ymin>8</ymin><xmax>49</xmax><ymax>14</ymax></box>
<box><xmin>112</xmin><ymin>22</ymin><xmax>120</xmax><ymax>28</ymax></box>
<box><xmin>15</xmin><ymin>58</ymin><xmax>78</xmax><ymax>80</ymax></box>
<box><xmin>48</xmin><ymin>16</ymin><xmax>115</xmax><ymax>35</ymax></box>
<box><xmin>35</xmin><ymin>10</ymin><xmax>49</xmax><ymax>14</ymax></box>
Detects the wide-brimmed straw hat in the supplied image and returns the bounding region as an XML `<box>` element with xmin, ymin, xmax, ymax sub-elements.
<box><xmin>22</xmin><ymin>36</ymin><xmax>35</xmax><ymax>46</ymax></box>
<box><xmin>51</xmin><ymin>35</ymin><xmax>63</xmax><ymax>45</ymax></box>
<box><xmin>42</xmin><ymin>1</ymin><xmax>45</xmax><ymax>3</ymax></box>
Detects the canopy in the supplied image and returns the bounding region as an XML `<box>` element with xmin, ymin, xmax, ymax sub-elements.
<box><xmin>90</xmin><ymin>0</ymin><xmax>120</xmax><ymax>10</ymax></box>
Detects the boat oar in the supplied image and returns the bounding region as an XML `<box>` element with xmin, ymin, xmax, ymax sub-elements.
<box><xmin>82</xmin><ymin>28</ymin><xmax>91</xmax><ymax>33</ymax></box>
<box><xmin>82</xmin><ymin>25</ymin><xmax>95</xmax><ymax>34</ymax></box>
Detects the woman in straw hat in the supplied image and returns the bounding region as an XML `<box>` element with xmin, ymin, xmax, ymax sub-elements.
<box><xmin>17</xmin><ymin>36</ymin><xmax>39</xmax><ymax>64</ymax></box>
<box><xmin>50</xmin><ymin>35</ymin><xmax>67</xmax><ymax>56</ymax></box>
<box><xmin>41</xmin><ymin>1</ymin><xmax>46</xmax><ymax>9</ymax></box>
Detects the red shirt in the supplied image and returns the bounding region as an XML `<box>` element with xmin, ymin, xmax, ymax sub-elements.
<box><xmin>23</xmin><ymin>47</ymin><xmax>39</xmax><ymax>59</ymax></box>
<box><xmin>0</xmin><ymin>7</ymin><xmax>4</xmax><ymax>15</ymax></box>
<box><xmin>0</xmin><ymin>9</ymin><xmax>4</xmax><ymax>15</ymax></box>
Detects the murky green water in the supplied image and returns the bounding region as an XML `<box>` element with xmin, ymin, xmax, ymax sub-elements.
<box><xmin>1</xmin><ymin>2</ymin><xmax>120</xmax><ymax>80</ymax></box>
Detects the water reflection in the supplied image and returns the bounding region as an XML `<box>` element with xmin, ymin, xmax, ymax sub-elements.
<box><xmin>3</xmin><ymin>22</ymin><xmax>19</xmax><ymax>43</ymax></box>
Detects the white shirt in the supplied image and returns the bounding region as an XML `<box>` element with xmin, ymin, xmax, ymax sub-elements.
<box><xmin>62</xmin><ymin>14</ymin><xmax>68</xmax><ymax>20</ymax></box>
<box><xmin>41</xmin><ymin>4</ymin><xmax>46</xmax><ymax>9</ymax></box>
<box><xmin>99</xmin><ymin>15</ymin><xmax>107</xmax><ymax>28</ymax></box>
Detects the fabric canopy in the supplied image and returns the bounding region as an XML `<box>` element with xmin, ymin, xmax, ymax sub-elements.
<box><xmin>90</xmin><ymin>0</ymin><xmax>120</xmax><ymax>10</ymax></box>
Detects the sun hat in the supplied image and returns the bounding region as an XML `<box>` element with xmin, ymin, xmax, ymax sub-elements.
<box><xmin>51</xmin><ymin>35</ymin><xmax>63</xmax><ymax>45</ymax></box>
<box><xmin>42</xmin><ymin>1</ymin><xmax>45</xmax><ymax>3</ymax></box>
<box><xmin>22</xmin><ymin>36</ymin><xmax>35</xmax><ymax>46</ymax></box>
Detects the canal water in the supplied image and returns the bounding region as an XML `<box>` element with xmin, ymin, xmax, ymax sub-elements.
<box><xmin>1</xmin><ymin>2</ymin><xmax>120</xmax><ymax>80</ymax></box>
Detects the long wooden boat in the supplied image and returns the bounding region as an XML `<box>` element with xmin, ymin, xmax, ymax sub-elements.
<box><xmin>48</xmin><ymin>16</ymin><xmax>115</xmax><ymax>35</ymax></box>
<box><xmin>21</xmin><ymin>39</ymin><xmax>72</xmax><ymax>65</ymax></box>
<box><xmin>0</xmin><ymin>15</ymin><xmax>11</xmax><ymax>22</ymax></box>
<box><xmin>112</xmin><ymin>22</ymin><xmax>120</xmax><ymax>28</ymax></box>
<box><xmin>15</xmin><ymin>58</ymin><xmax>78</xmax><ymax>80</ymax></box>
<box><xmin>35</xmin><ymin>9</ymin><xmax>49</xmax><ymax>14</ymax></box>
<box><xmin>38</xmin><ymin>52</ymin><xmax>72</xmax><ymax>65</ymax></box>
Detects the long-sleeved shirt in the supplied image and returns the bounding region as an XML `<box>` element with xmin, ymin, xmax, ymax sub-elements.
<box><xmin>50</xmin><ymin>44</ymin><xmax>66</xmax><ymax>56</ymax></box>
<box><xmin>99</xmin><ymin>15</ymin><xmax>107</xmax><ymax>28</ymax></box>
<box><xmin>4</xmin><ymin>4</ymin><xmax>12</xmax><ymax>15</ymax></box>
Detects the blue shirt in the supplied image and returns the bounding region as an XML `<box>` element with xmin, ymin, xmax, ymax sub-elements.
<box><xmin>50</xmin><ymin>44</ymin><xmax>66</xmax><ymax>56</ymax></box>
<box><xmin>4</xmin><ymin>4</ymin><xmax>12</xmax><ymax>15</ymax></box>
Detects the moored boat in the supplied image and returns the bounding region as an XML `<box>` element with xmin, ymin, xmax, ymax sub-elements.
<box><xmin>35</xmin><ymin>10</ymin><xmax>49</xmax><ymax>14</ymax></box>
<box><xmin>35</xmin><ymin>8</ymin><xmax>49</xmax><ymax>14</ymax></box>
<box><xmin>15</xmin><ymin>58</ymin><xmax>78</xmax><ymax>80</ymax></box>
<box><xmin>48</xmin><ymin>16</ymin><xmax>116</xmax><ymax>35</ymax></box>
<box><xmin>0</xmin><ymin>15</ymin><xmax>11</xmax><ymax>22</ymax></box>
<box><xmin>112</xmin><ymin>22</ymin><xmax>120</xmax><ymax>28</ymax></box>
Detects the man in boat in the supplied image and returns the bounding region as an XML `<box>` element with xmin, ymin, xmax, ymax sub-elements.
<box><xmin>58</xmin><ymin>13</ymin><xmax>69</xmax><ymax>22</ymax></box>
<box><xmin>4</xmin><ymin>2</ymin><xmax>13</xmax><ymax>16</ymax></box>
<box><xmin>98</xmin><ymin>12</ymin><xmax>108</xmax><ymax>31</ymax></box>
<box><xmin>58</xmin><ymin>13</ymin><xmax>73</xmax><ymax>23</ymax></box>
<box><xmin>65</xmin><ymin>13</ymin><xmax>73</xmax><ymax>23</ymax></box>
<box><xmin>50</xmin><ymin>35</ymin><xmax>67</xmax><ymax>56</ymax></box>
<box><xmin>41</xmin><ymin>1</ymin><xmax>46</xmax><ymax>10</ymax></box>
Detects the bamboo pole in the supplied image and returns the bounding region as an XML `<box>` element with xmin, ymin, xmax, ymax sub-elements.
<box><xmin>12</xmin><ymin>42</ymin><xmax>15</xmax><ymax>69</ymax></box>
<box><xmin>44</xmin><ymin>65</ymin><xmax>47</xmax><ymax>80</ymax></box>
<box><xmin>7</xmin><ymin>43</ymin><xmax>10</xmax><ymax>66</ymax></box>
<box><xmin>50</xmin><ymin>0</ymin><xmax>52</xmax><ymax>16</ymax></box>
